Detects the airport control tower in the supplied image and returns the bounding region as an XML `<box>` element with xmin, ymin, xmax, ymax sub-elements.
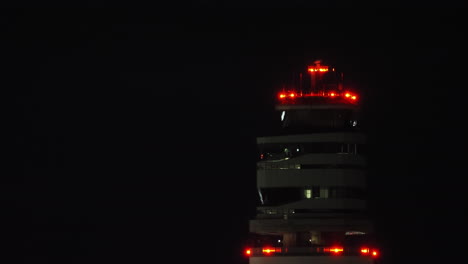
<box><xmin>244</xmin><ymin>60</ymin><xmax>379</xmax><ymax>264</ymax></box>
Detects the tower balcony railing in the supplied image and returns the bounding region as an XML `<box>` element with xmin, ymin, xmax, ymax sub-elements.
<box><xmin>254</xmin><ymin>209</ymin><xmax>367</xmax><ymax>220</ymax></box>
<box><xmin>257</xmin><ymin>153</ymin><xmax>367</xmax><ymax>169</ymax></box>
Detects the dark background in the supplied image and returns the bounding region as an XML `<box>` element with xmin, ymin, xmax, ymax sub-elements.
<box><xmin>5</xmin><ymin>8</ymin><xmax>468</xmax><ymax>264</ymax></box>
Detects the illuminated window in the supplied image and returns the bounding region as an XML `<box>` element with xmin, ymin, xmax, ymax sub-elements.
<box><xmin>320</xmin><ymin>188</ymin><xmax>329</xmax><ymax>198</ymax></box>
<box><xmin>305</xmin><ymin>187</ymin><xmax>320</xmax><ymax>199</ymax></box>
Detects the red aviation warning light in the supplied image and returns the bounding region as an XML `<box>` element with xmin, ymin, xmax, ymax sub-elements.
<box><xmin>360</xmin><ymin>247</ymin><xmax>379</xmax><ymax>258</ymax></box>
<box><xmin>308</xmin><ymin>65</ymin><xmax>329</xmax><ymax>72</ymax></box>
<box><xmin>324</xmin><ymin>246</ymin><xmax>344</xmax><ymax>255</ymax></box>
<box><xmin>330</xmin><ymin>247</ymin><xmax>344</xmax><ymax>253</ymax></box>
<box><xmin>344</xmin><ymin>92</ymin><xmax>357</xmax><ymax>100</ymax></box>
<box><xmin>308</xmin><ymin>59</ymin><xmax>329</xmax><ymax>73</ymax></box>
<box><xmin>277</xmin><ymin>90</ymin><xmax>358</xmax><ymax>103</ymax></box>
<box><xmin>262</xmin><ymin>247</ymin><xmax>281</xmax><ymax>255</ymax></box>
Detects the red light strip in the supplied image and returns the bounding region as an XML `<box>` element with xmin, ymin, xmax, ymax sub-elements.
<box><xmin>262</xmin><ymin>247</ymin><xmax>281</xmax><ymax>254</ymax></box>
<box><xmin>278</xmin><ymin>91</ymin><xmax>358</xmax><ymax>101</ymax></box>
<box><xmin>244</xmin><ymin>247</ymin><xmax>378</xmax><ymax>258</ymax></box>
<box><xmin>308</xmin><ymin>66</ymin><xmax>329</xmax><ymax>72</ymax></box>
<box><xmin>330</xmin><ymin>247</ymin><xmax>344</xmax><ymax>253</ymax></box>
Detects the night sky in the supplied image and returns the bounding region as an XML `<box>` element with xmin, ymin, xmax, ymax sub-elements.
<box><xmin>5</xmin><ymin>8</ymin><xmax>468</xmax><ymax>264</ymax></box>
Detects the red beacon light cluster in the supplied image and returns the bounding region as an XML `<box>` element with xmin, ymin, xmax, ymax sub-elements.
<box><xmin>308</xmin><ymin>65</ymin><xmax>329</xmax><ymax>72</ymax></box>
<box><xmin>360</xmin><ymin>247</ymin><xmax>379</xmax><ymax>257</ymax></box>
<box><xmin>278</xmin><ymin>91</ymin><xmax>358</xmax><ymax>102</ymax></box>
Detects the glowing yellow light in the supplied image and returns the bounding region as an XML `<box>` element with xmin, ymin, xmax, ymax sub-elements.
<box><xmin>330</xmin><ymin>247</ymin><xmax>343</xmax><ymax>253</ymax></box>
<box><xmin>308</xmin><ymin>66</ymin><xmax>329</xmax><ymax>72</ymax></box>
<box><xmin>262</xmin><ymin>247</ymin><xmax>279</xmax><ymax>255</ymax></box>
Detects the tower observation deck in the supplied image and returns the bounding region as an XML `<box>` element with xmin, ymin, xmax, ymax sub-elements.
<box><xmin>244</xmin><ymin>61</ymin><xmax>379</xmax><ymax>264</ymax></box>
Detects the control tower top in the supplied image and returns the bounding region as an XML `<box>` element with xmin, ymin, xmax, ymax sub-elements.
<box><xmin>275</xmin><ymin>61</ymin><xmax>361</xmax><ymax>133</ymax></box>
